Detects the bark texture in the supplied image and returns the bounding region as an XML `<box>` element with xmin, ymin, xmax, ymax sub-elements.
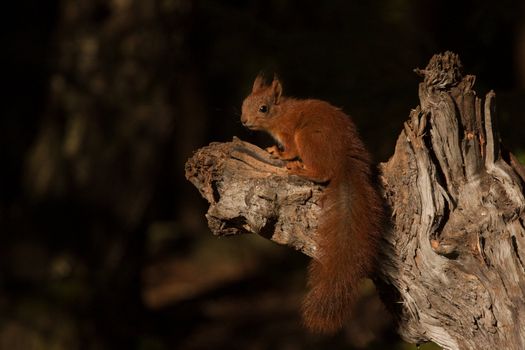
<box><xmin>185</xmin><ymin>52</ymin><xmax>525</xmax><ymax>350</ymax></box>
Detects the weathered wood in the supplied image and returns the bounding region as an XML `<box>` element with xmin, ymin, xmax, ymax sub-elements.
<box><xmin>185</xmin><ymin>52</ymin><xmax>525</xmax><ymax>350</ymax></box>
<box><xmin>185</xmin><ymin>138</ymin><xmax>322</xmax><ymax>258</ymax></box>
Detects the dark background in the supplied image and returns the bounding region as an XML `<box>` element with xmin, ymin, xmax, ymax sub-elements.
<box><xmin>1</xmin><ymin>1</ymin><xmax>524</xmax><ymax>349</ymax></box>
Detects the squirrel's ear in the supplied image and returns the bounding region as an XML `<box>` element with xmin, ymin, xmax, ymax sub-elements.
<box><xmin>252</xmin><ymin>74</ymin><xmax>266</xmax><ymax>93</ymax></box>
<box><xmin>271</xmin><ymin>77</ymin><xmax>282</xmax><ymax>104</ymax></box>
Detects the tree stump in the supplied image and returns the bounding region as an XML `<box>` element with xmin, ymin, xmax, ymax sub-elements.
<box><xmin>185</xmin><ymin>52</ymin><xmax>525</xmax><ymax>350</ymax></box>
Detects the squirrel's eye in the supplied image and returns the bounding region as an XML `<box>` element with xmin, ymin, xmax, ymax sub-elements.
<box><xmin>259</xmin><ymin>105</ymin><xmax>268</xmax><ymax>113</ymax></box>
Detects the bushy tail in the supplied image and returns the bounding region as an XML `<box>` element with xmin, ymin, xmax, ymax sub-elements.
<box><xmin>301</xmin><ymin>173</ymin><xmax>383</xmax><ymax>333</ymax></box>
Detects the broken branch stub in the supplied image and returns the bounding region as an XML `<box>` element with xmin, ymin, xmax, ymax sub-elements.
<box><xmin>185</xmin><ymin>137</ymin><xmax>322</xmax><ymax>258</ymax></box>
<box><xmin>378</xmin><ymin>51</ymin><xmax>525</xmax><ymax>349</ymax></box>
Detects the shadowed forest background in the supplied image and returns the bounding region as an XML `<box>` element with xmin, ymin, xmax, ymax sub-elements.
<box><xmin>2</xmin><ymin>1</ymin><xmax>525</xmax><ymax>349</ymax></box>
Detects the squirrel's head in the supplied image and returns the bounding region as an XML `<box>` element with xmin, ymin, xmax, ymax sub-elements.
<box><xmin>241</xmin><ymin>74</ymin><xmax>282</xmax><ymax>130</ymax></box>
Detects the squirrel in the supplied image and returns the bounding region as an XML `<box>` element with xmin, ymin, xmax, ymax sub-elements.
<box><xmin>240</xmin><ymin>74</ymin><xmax>384</xmax><ymax>334</ymax></box>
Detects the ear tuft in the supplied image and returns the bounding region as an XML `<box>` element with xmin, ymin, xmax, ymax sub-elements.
<box><xmin>271</xmin><ymin>76</ymin><xmax>283</xmax><ymax>104</ymax></box>
<box><xmin>252</xmin><ymin>73</ymin><xmax>267</xmax><ymax>93</ymax></box>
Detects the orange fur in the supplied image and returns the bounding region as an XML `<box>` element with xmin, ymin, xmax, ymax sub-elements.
<box><xmin>241</xmin><ymin>75</ymin><xmax>383</xmax><ymax>333</ymax></box>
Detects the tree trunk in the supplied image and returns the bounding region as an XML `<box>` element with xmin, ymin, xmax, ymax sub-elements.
<box><xmin>185</xmin><ymin>52</ymin><xmax>525</xmax><ymax>350</ymax></box>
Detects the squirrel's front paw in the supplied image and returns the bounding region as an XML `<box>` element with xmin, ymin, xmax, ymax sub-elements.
<box><xmin>266</xmin><ymin>145</ymin><xmax>281</xmax><ymax>159</ymax></box>
<box><xmin>286</xmin><ymin>160</ymin><xmax>305</xmax><ymax>172</ymax></box>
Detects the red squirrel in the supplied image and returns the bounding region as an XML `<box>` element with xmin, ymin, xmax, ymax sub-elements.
<box><xmin>241</xmin><ymin>75</ymin><xmax>384</xmax><ymax>334</ymax></box>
